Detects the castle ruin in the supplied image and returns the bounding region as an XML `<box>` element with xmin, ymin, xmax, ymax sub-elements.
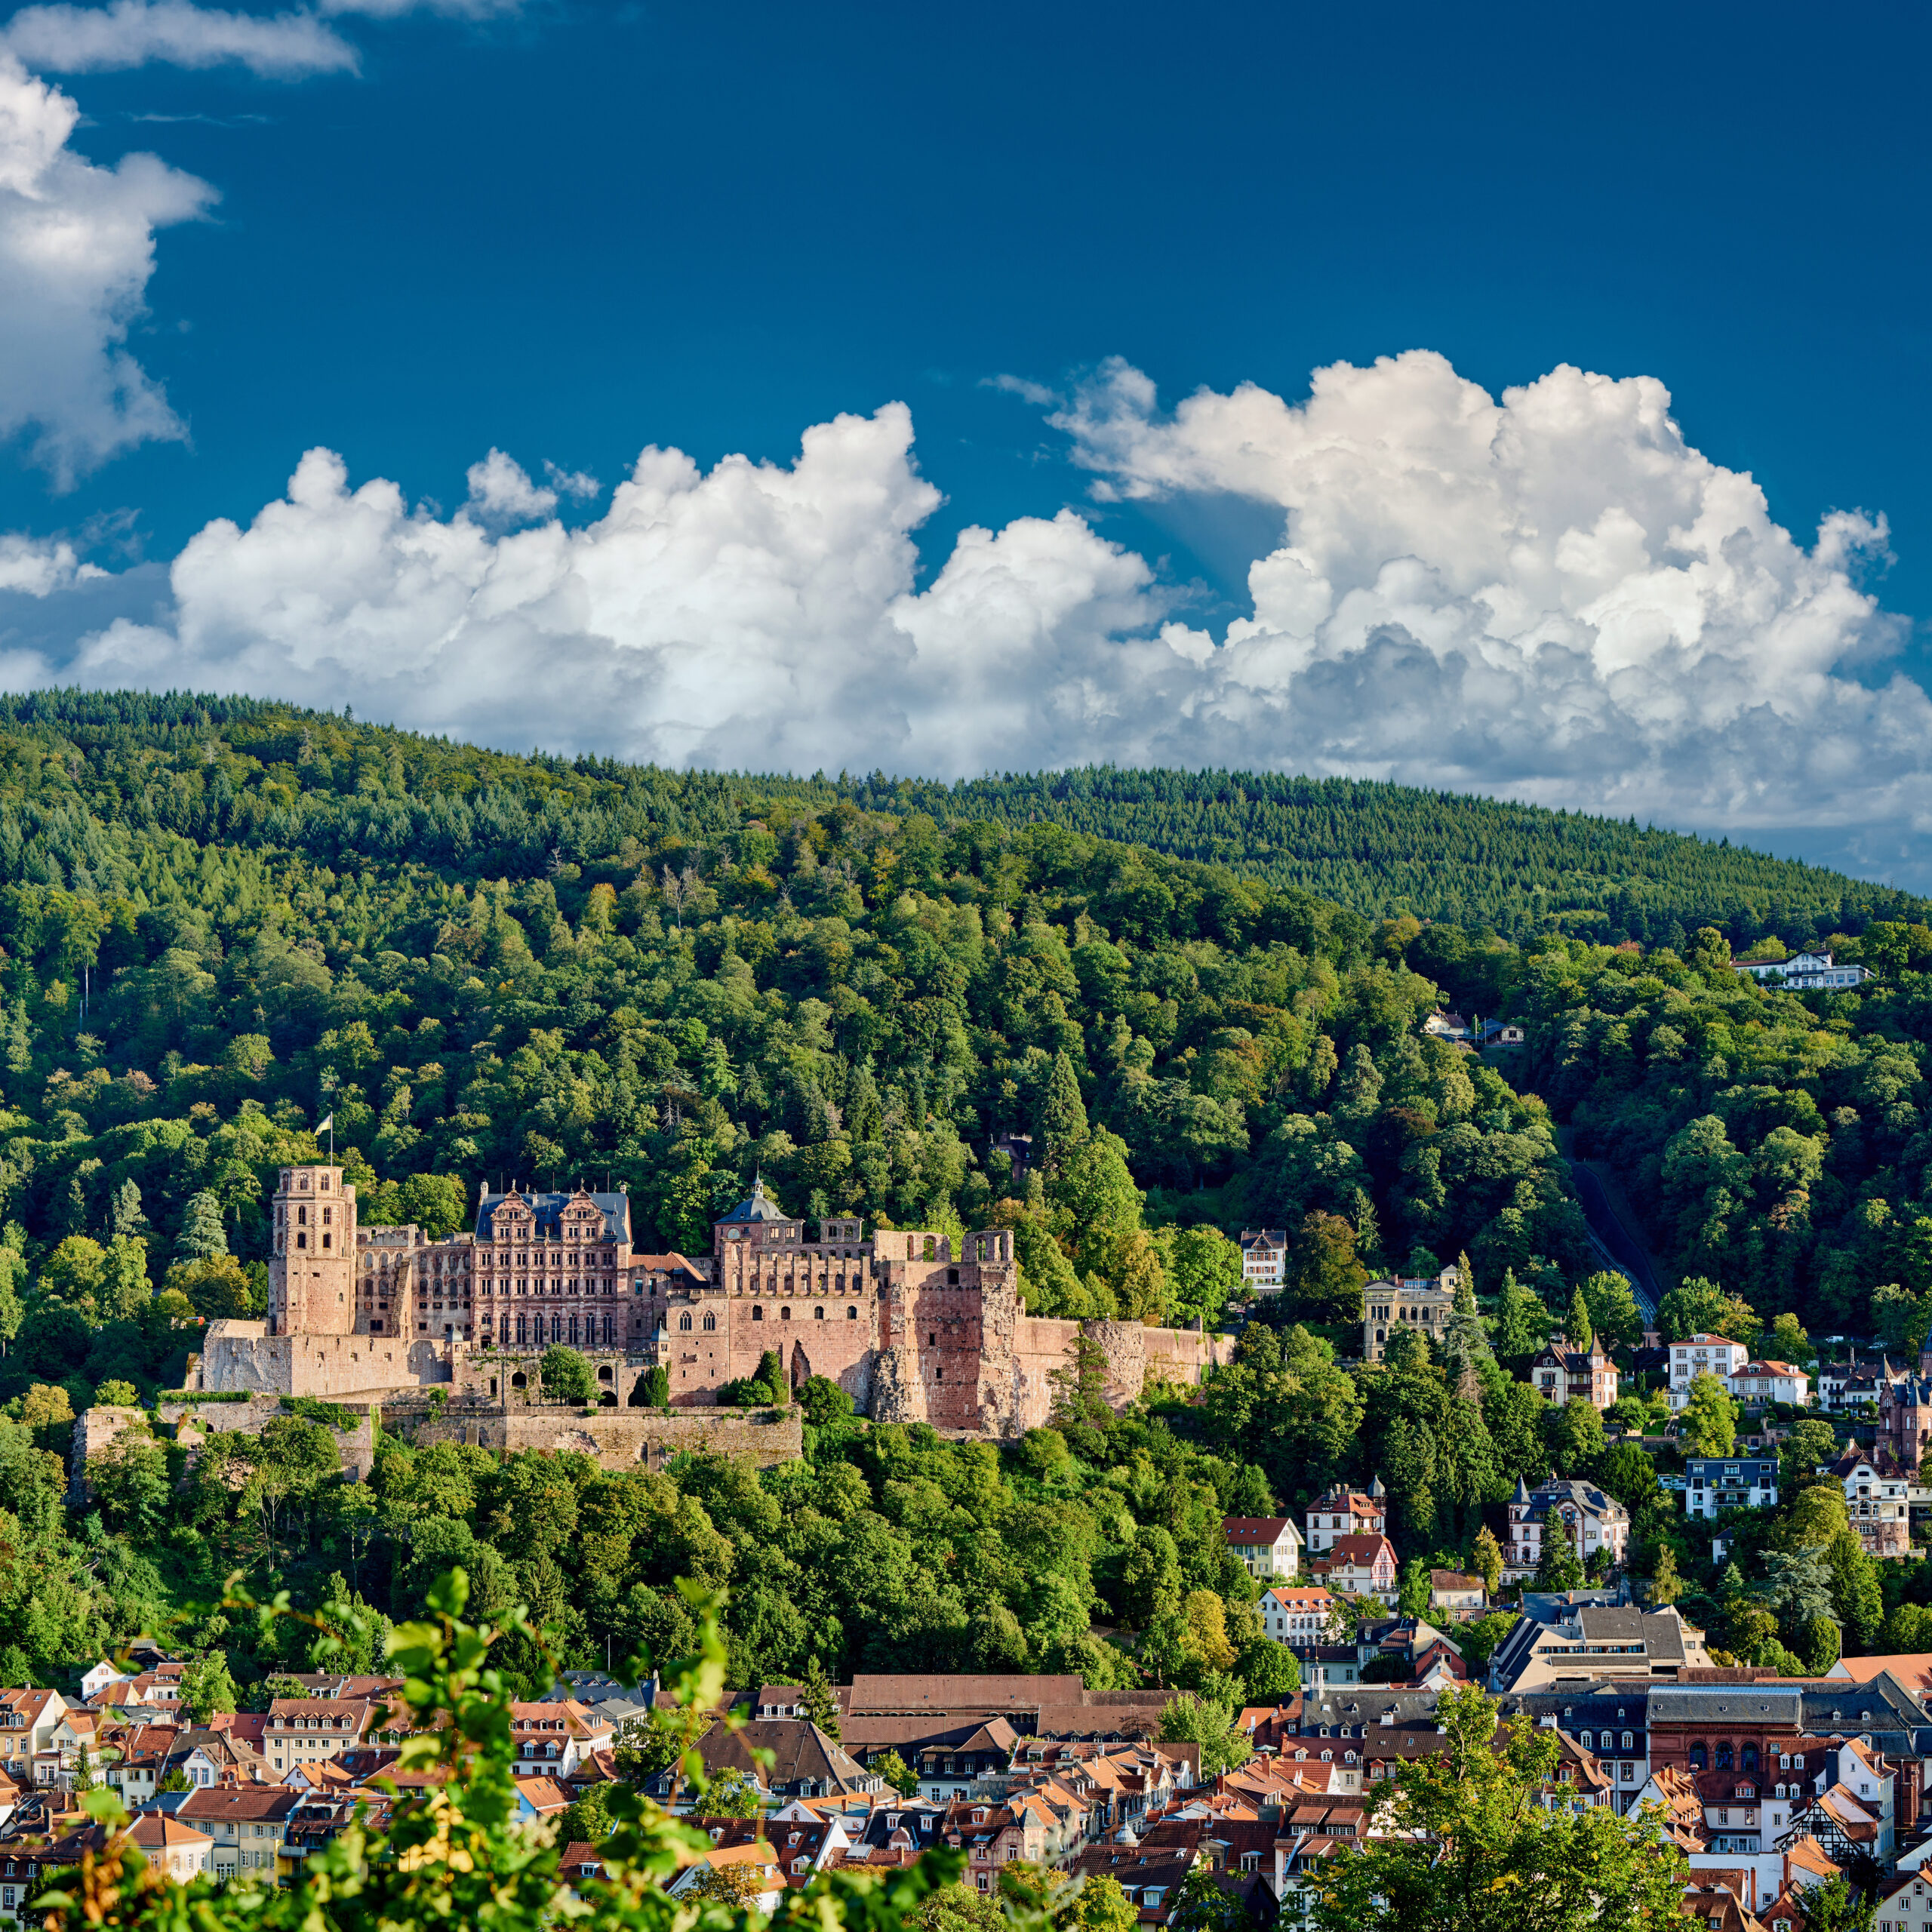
<box><xmin>190</xmin><ymin>1168</ymin><xmax>1230</xmax><ymax>1437</ymax></box>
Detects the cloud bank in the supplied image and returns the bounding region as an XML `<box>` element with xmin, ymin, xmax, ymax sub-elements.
<box><xmin>2</xmin><ymin>0</ymin><xmax>524</xmax><ymax>76</ymax></box>
<box><xmin>0</xmin><ymin>54</ymin><xmax>214</xmax><ymax>483</ymax></box>
<box><xmin>5</xmin><ymin>350</ymin><xmax>1930</xmax><ymax>875</ymax></box>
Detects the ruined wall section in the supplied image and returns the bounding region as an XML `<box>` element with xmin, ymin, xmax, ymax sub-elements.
<box><xmin>405</xmin><ymin>1402</ymin><xmax>802</xmax><ymax>1472</ymax></box>
<box><xmin>197</xmin><ymin>1321</ymin><xmax>449</xmax><ymax>1398</ymax></box>
<box><xmin>71</xmin><ymin>1397</ymin><xmax>377</xmax><ymax>1500</ymax></box>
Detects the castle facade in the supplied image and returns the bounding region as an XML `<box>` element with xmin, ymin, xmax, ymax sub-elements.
<box><xmin>192</xmin><ymin>1168</ymin><xmax>1229</xmax><ymax>1437</ymax></box>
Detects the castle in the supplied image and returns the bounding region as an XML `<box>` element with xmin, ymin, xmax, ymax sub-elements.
<box><xmin>192</xmin><ymin>1167</ymin><xmax>1231</xmax><ymax>1437</ymax></box>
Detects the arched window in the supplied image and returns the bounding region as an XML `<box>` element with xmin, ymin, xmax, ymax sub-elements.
<box><xmin>678</xmin><ymin>1312</ymin><xmax>692</xmax><ymax>1331</ymax></box>
<box><xmin>1742</xmin><ymin>1746</ymin><xmax>1758</xmax><ymax>1771</ymax></box>
<box><xmin>752</xmin><ymin>1306</ymin><xmax>764</xmax><ymax>1321</ymax></box>
<box><xmin>782</xmin><ymin>1307</ymin><xmax>792</xmax><ymax>1320</ymax></box>
<box><xmin>923</xmin><ymin>1235</ymin><xmax>937</xmax><ymax>1261</ymax></box>
<box><xmin>847</xmin><ymin>1306</ymin><xmax>857</xmax><ymax>1319</ymax></box>
<box><xmin>1716</xmin><ymin>1743</ymin><xmax>1733</xmax><ymax>1770</ymax></box>
<box><xmin>703</xmin><ymin>1313</ymin><xmax>716</xmax><ymax>1331</ymax></box>
<box><xmin>814</xmin><ymin>1306</ymin><xmax>825</xmax><ymax>1320</ymax></box>
<box><xmin>1689</xmin><ymin>1744</ymin><xmax>1706</xmax><ymax>1770</ymax></box>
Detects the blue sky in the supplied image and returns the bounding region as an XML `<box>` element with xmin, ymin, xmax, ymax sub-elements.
<box><xmin>1</xmin><ymin>0</ymin><xmax>1930</xmax><ymax>884</ymax></box>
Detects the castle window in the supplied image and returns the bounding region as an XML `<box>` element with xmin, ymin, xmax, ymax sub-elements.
<box><xmin>297</xmin><ymin>1206</ymin><xmax>308</xmax><ymax>1226</ymax></box>
<box><xmin>322</xmin><ymin>1208</ymin><xmax>332</xmax><ymax>1225</ymax></box>
<box><xmin>848</xmin><ymin>1306</ymin><xmax>857</xmax><ymax>1318</ymax></box>
<box><xmin>814</xmin><ymin>1306</ymin><xmax>824</xmax><ymax>1319</ymax></box>
<box><xmin>297</xmin><ymin>1232</ymin><xmax>307</xmax><ymax>1250</ymax></box>
<box><xmin>753</xmin><ymin>1306</ymin><xmax>764</xmax><ymax>1321</ymax></box>
<box><xmin>703</xmin><ymin>1313</ymin><xmax>715</xmax><ymax>1331</ymax></box>
<box><xmin>782</xmin><ymin>1307</ymin><xmax>792</xmax><ymax>1320</ymax></box>
<box><xmin>678</xmin><ymin>1313</ymin><xmax>692</xmax><ymax>1331</ymax></box>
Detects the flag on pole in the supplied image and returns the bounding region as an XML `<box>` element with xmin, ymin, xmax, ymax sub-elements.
<box><xmin>315</xmin><ymin>1112</ymin><xmax>334</xmax><ymax>1134</ymax></box>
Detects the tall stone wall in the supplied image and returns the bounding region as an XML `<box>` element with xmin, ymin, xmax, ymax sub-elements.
<box><xmin>196</xmin><ymin>1321</ymin><xmax>449</xmax><ymax>1398</ymax></box>
<box><xmin>404</xmin><ymin>1402</ymin><xmax>803</xmax><ymax>1472</ymax></box>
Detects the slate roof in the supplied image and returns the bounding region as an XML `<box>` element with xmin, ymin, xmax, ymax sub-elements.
<box><xmin>475</xmin><ymin>1189</ymin><xmax>632</xmax><ymax>1244</ymax></box>
<box><xmin>1646</xmin><ymin>1687</ymin><xmax>1803</xmax><ymax>1724</ymax></box>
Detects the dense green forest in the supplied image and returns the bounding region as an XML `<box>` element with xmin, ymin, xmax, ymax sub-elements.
<box><xmin>780</xmin><ymin>768</ymin><xmax>1927</xmax><ymax>943</ymax></box>
<box><xmin>0</xmin><ymin>688</ymin><xmax>1928</xmax><ymax>1705</ymax></box>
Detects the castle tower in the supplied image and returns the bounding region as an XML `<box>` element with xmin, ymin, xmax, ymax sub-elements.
<box><xmin>268</xmin><ymin>1165</ymin><xmax>357</xmax><ymax>1337</ymax></box>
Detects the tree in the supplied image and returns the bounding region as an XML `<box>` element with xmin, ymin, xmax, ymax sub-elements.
<box><xmin>180</xmin><ymin>1650</ymin><xmax>238</xmax><ymax>1724</ymax></box>
<box><xmin>1491</xmin><ymin>1270</ymin><xmax>1549</xmax><ymax>1367</ymax></box>
<box><xmin>1761</xmin><ymin>1310</ymin><xmax>1810</xmax><ymax>1363</ymax></box>
<box><xmin>872</xmin><ymin>1748</ymin><xmax>919</xmax><ymax>1797</ymax></box>
<box><xmin>1795</xmin><ymin>1877</ymin><xmax>1877</xmax><ymax>1932</ymax></box>
<box><xmin>1577</xmin><ymin>1272</ymin><xmax>1641</xmax><ymax>1350</ymax></box>
<box><xmin>1165</xmin><ymin>1866</ymin><xmax>1250</xmax><ymax>1932</ymax></box>
<box><xmin>1307</xmin><ymin>1684</ymin><xmax>1690</xmax><ymax>1932</ymax></box>
<box><xmin>1048</xmin><ymin>1331</ymin><xmax>1112</xmax><ymax>1433</ymax></box>
<box><xmin>800</xmin><ymin>1656</ymin><xmax>840</xmax><ymax>1738</ymax></box>
<box><xmin>1455</xmin><ymin>1612</ymin><xmax>1518</xmax><ymax>1676</ymax></box>
<box><xmin>1563</xmin><ymin>1288</ymin><xmax>1593</xmax><ymax>1353</ymax></box>
<box><xmin>1657</xmin><ymin>1276</ymin><xmax>1755</xmax><ymax>1343</ymax></box>
<box><xmin>1157</xmin><ymin>1691</ymin><xmax>1252</xmax><ymax>1777</ymax></box>
<box><xmin>167</xmin><ymin>1255</ymin><xmax>257</xmax><ymax>1321</ymax></box>
<box><xmin>697</xmin><ymin>1767</ymin><xmax>765</xmax><ymax>1817</ymax></box>
<box><xmin>175</xmin><ymin>1190</ymin><xmax>229</xmax><ymax>1262</ymax></box>
<box><xmin>1038</xmin><ymin>1051</ymin><xmax>1089</xmax><ymax>1165</ymax></box>
<box><xmin>555</xmin><ymin>1778</ymin><xmax>614</xmax><ymax>1847</ymax></box>
<box><xmin>1397</xmin><ymin>1558</ymin><xmax>1430</xmax><ymax>1617</ymax></box>
<box><xmin>93</xmin><ymin>1380</ymin><xmax>140</xmax><ymax>1408</ymax></box>
<box><xmin>1158</xmin><ymin>1226</ymin><xmax>1244</xmax><ymax>1330</ymax></box>
<box><xmin>538</xmin><ymin>1346</ymin><xmax>595</xmax><ymax>1405</ymax></box>
<box><xmin>798</xmin><ymin>1375</ymin><xmax>854</xmax><ymax>1427</ymax></box>
<box><xmin>685</xmin><ymin>1860</ymin><xmax>768</xmax><ymax>1907</ymax></box>
<box><xmin>1649</xmin><ymin>1544</ymin><xmax>1685</xmax><ymax>1606</ymax></box>
<box><xmin>1077</xmin><ymin>1874</ymin><xmax>1139</xmax><ymax>1932</ymax></box>
<box><xmin>1678</xmin><ymin>1371</ymin><xmax>1737</xmax><ymax>1457</ymax></box>
<box><xmin>1235</xmin><ymin>1634</ymin><xmax>1300</xmax><ymax>1706</ymax></box>
<box><xmin>1289</xmin><ymin>1211</ymin><xmax>1367</xmax><ymax>1325</ymax></box>
<box><xmin>1470</xmin><ymin>1526</ymin><xmax>1503</xmax><ymax>1595</ymax></box>
<box><xmin>1543</xmin><ymin>1397</ymin><xmax>1604</xmax><ymax>1473</ymax></box>
<box><xmin>1533</xmin><ymin>1534</ymin><xmax>1584</xmax><ymax>1592</ymax></box>
<box><xmin>1782</xmin><ymin>1417</ymin><xmax>1839</xmax><ymax>1496</ymax></box>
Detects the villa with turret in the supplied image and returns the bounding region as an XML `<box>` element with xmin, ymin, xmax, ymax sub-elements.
<box><xmin>191</xmin><ymin>1167</ymin><xmax>1229</xmax><ymax>1438</ymax></box>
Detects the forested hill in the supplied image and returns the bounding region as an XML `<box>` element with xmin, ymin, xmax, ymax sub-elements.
<box><xmin>800</xmin><ymin>768</ymin><xmax>1924</xmax><ymax>944</ymax></box>
<box><xmin>0</xmin><ymin>690</ymin><xmax>1915</xmax><ymax>948</ymax></box>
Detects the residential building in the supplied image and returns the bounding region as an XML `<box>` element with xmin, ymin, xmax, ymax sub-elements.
<box><xmin>1476</xmin><ymin>1020</ymin><xmax>1526</xmax><ymax>1047</ymax></box>
<box><xmin>1312</xmin><ymin>1534</ymin><xmax>1398</xmax><ymax>1605</ymax></box>
<box><xmin>1685</xmin><ymin>1458</ymin><xmax>1781</xmax><ymax>1518</ymax></box>
<box><xmin>1529</xmin><ymin>1339</ymin><xmax>1620</xmax><ymax>1410</ymax></box>
<box><xmin>1423</xmin><ymin>1010</ymin><xmax>1471</xmax><ymax>1041</ymax></box>
<box><xmin>1361</xmin><ymin>1272</ymin><xmax>1457</xmax><ymax>1364</ymax></box>
<box><xmin>1728</xmin><ymin>1361</ymin><xmax>1811</xmax><ymax>1408</ymax></box>
<box><xmin>1259</xmin><ymin>1586</ymin><xmax>1335</xmax><ymax>1645</ymax></box>
<box><xmin>177</xmin><ymin>1787</ymin><xmax>299</xmax><ymax>1881</ymax></box>
<box><xmin>1487</xmin><ymin>1603</ymin><xmax>1710</xmax><ymax>1694</ymax></box>
<box><xmin>1427</xmin><ymin>1571</ymin><xmax>1487</xmax><ymax>1620</ymax></box>
<box><xmin>1817</xmin><ymin>1356</ymin><xmax>1893</xmax><ymax>1414</ymax></box>
<box><xmin>0</xmin><ymin>1693</ymin><xmax>67</xmax><ymax>1784</ymax></box>
<box><xmin>1504</xmin><ymin>1476</ymin><xmax>1631</xmax><ymax>1581</ymax></box>
<box><xmin>1881</xmin><ymin>1370</ymin><xmax>1932</xmax><ymax>1475</ymax></box>
<box><xmin>1731</xmin><ymin>952</ymin><xmax>1874</xmax><ymax>991</ymax></box>
<box><xmin>128</xmin><ymin>1814</ymin><xmax>213</xmax><ymax>1884</ymax></box>
<box><xmin>1222</xmin><ymin>1516</ymin><xmax>1303</xmax><ymax>1580</ymax></box>
<box><xmin>1237</xmin><ymin>1231</ymin><xmax>1286</xmax><ymax>1291</ymax></box>
<box><xmin>508</xmin><ymin>1702</ymin><xmax>614</xmax><ymax>1779</ymax></box>
<box><xmin>1669</xmin><ymin>1336</ymin><xmax>1751</xmax><ymax>1410</ymax></box>
<box><xmin>264</xmin><ymin>1700</ymin><xmax>381</xmax><ymax>1777</ymax></box>
<box><xmin>1303</xmin><ymin>1484</ymin><xmax>1385</xmax><ymax>1554</ymax></box>
<box><xmin>1821</xmin><ymin>1444</ymin><xmax>1912</xmax><ymax>1558</ymax></box>
<box><xmin>641</xmin><ymin>1719</ymin><xmax>880</xmax><ymax>1807</ymax></box>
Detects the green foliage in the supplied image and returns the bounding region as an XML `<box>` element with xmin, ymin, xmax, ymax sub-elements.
<box><xmin>1562</xmin><ymin>1288</ymin><xmax>1592</xmax><ymax>1352</ymax></box>
<box><xmin>1306</xmin><ymin>1683</ymin><xmax>1690</xmax><ymax>1932</ymax></box>
<box><xmin>872</xmin><ymin>1748</ymin><xmax>918</xmax><ymax>1797</ymax></box>
<box><xmin>1678</xmin><ymin>1372</ymin><xmax>1737</xmax><ymax>1457</ymax></box>
<box><xmin>180</xmin><ymin>1648</ymin><xmax>238</xmax><ymax>1724</ymax></box>
<box><xmin>1157</xmin><ymin>1690</ymin><xmax>1252</xmax><ymax>1777</ymax></box>
<box><xmin>539</xmin><ymin>1346</ymin><xmax>596</xmax><ymax>1405</ymax></box>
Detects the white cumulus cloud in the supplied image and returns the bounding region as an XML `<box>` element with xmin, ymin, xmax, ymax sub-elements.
<box><xmin>7</xmin><ymin>350</ymin><xmax>1930</xmax><ymax>878</ymax></box>
<box><xmin>2</xmin><ymin>1</ymin><xmax>358</xmax><ymax>76</ymax></box>
<box><xmin>0</xmin><ymin>531</ymin><xmax>104</xmax><ymax>592</ymax></box>
<box><xmin>0</xmin><ymin>54</ymin><xmax>214</xmax><ymax>484</ymax></box>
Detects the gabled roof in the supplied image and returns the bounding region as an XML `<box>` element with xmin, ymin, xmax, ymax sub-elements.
<box><xmin>475</xmin><ymin>1186</ymin><xmax>632</xmax><ymax>1244</ymax></box>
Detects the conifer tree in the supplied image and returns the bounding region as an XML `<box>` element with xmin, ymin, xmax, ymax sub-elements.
<box><xmin>175</xmin><ymin>1189</ymin><xmax>228</xmax><ymax>1261</ymax></box>
<box><xmin>1564</xmin><ymin>1287</ymin><xmax>1594</xmax><ymax>1353</ymax></box>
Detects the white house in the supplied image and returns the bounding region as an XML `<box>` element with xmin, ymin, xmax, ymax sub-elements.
<box><xmin>1733</xmin><ymin>952</ymin><xmax>1875</xmax><ymax>991</ymax></box>
<box><xmin>1260</xmin><ymin>1586</ymin><xmax>1335</xmax><ymax>1644</ymax></box>
<box><xmin>1727</xmin><ymin>1359</ymin><xmax>1811</xmax><ymax>1407</ymax></box>
<box><xmin>1238</xmin><ymin>1230</ymin><xmax>1287</xmax><ymax>1291</ymax></box>
<box><xmin>1668</xmin><ymin>1334</ymin><xmax>1750</xmax><ymax>1410</ymax></box>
